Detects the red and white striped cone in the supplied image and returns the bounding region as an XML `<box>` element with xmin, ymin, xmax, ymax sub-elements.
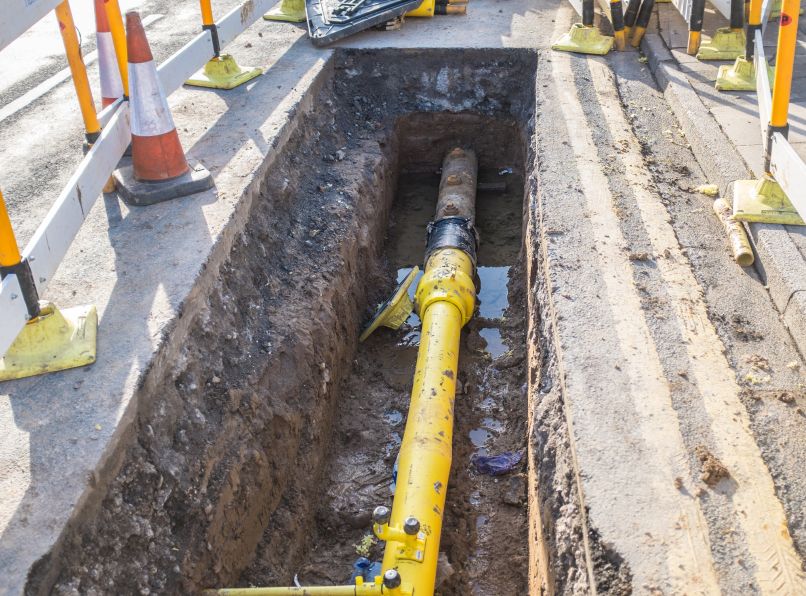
<box><xmin>113</xmin><ymin>11</ymin><xmax>213</xmax><ymax>206</ymax></box>
<box><xmin>95</xmin><ymin>0</ymin><xmax>123</xmax><ymax>109</ymax></box>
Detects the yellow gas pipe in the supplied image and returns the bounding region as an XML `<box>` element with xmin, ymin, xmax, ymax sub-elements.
<box><xmin>202</xmin><ymin>148</ymin><xmax>478</xmax><ymax>596</ymax></box>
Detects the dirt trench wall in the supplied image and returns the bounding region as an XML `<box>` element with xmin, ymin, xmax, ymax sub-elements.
<box><xmin>48</xmin><ymin>48</ymin><xmax>540</xmax><ymax>596</ymax></box>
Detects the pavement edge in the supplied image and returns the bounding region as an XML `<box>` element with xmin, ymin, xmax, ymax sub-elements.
<box><xmin>640</xmin><ymin>27</ymin><xmax>806</xmax><ymax>357</ymax></box>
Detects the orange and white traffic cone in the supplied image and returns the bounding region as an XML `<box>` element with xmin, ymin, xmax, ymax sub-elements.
<box><xmin>95</xmin><ymin>0</ymin><xmax>123</xmax><ymax>108</ymax></box>
<box><xmin>113</xmin><ymin>11</ymin><xmax>213</xmax><ymax>206</ymax></box>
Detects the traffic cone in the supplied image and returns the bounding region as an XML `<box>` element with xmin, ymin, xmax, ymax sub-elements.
<box><xmin>113</xmin><ymin>11</ymin><xmax>213</xmax><ymax>206</ymax></box>
<box><xmin>95</xmin><ymin>0</ymin><xmax>123</xmax><ymax>108</ymax></box>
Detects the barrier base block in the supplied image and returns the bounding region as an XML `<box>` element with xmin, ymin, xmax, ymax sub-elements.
<box><xmin>552</xmin><ymin>24</ymin><xmax>614</xmax><ymax>55</ymax></box>
<box><xmin>696</xmin><ymin>27</ymin><xmax>745</xmax><ymax>60</ymax></box>
<box><xmin>263</xmin><ymin>0</ymin><xmax>306</xmax><ymax>22</ymax></box>
<box><xmin>0</xmin><ymin>302</ymin><xmax>97</xmax><ymax>382</ymax></box>
<box><xmin>733</xmin><ymin>176</ymin><xmax>805</xmax><ymax>225</ymax></box>
<box><xmin>186</xmin><ymin>55</ymin><xmax>263</xmax><ymax>90</ymax></box>
<box><xmin>114</xmin><ymin>159</ymin><xmax>215</xmax><ymax>207</ymax></box>
<box><xmin>716</xmin><ymin>56</ymin><xmax>775</xmax><ymax>91</ymax></box>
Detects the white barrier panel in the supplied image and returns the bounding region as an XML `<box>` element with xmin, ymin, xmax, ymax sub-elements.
<box><xmin>755</xmin><ymin>29</ymin><xmax>772</xmax><ymax>144</ymax></box>
<box><xmin>24</xmin><ymin>104</ymin><xmax>131</xmax><ymax>297</ymax></box>
<box><xmin>770</xmin><ymin>134</ymin><xmax>806</xmax><ymax>217</ymax></box>
<box><xmin>0</xmin><ymin>274</ymin><xmax>28</xmax><ymax>358</ymax></box>
<box><xmin>0</xmin><ymin>0</ymin><xmax>62</xmax><ymax>53</ymax></box>
<box><xmin>217</xmin><ymin>0</ymin><xmax>277</xmax><ymax>46</ymax></box>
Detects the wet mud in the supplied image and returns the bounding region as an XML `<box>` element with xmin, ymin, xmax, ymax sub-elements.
<box><xmin>241</xmin><ymin>169</ymin><xmax>530</xmax><ymax>595</ymax></box>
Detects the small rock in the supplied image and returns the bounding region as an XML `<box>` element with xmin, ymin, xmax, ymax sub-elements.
<box><xmin>663</xmin><ymin>248</ymin><xmax>671</xmax><ymax>258</ymax></box>
<box><xmin>503</xmin><ymin>474</ymin><xmax>527</xmax><ymax>505</ymax></box>
<box><xmin>629</xmin><ymin>252</ymin><xmax>649</xmax><ymax>261</ymax></box>
<box><xmin>204</xmin><ymin>504</ymin><xmax>213</xmax><ymax>515</ymax></box>
<box><xmin>674</xmin><ymin>477</ymin><xmax>683</xmax><ymax>489</ymax></box>
<box><xmin>308</xmin><ymin>229</ymin><xmax>320</xmax><ymax>237</ymax></box>
<box><xmin>435</xmin><ymin>552</ymin><xmax>454</xmax><ymax>586</ymax></box>
<box><xmin>347</xmin><ymin>510</ymin><xmax>372</xmax><ymax>529</ymax></box>
<box><xmin>244</xmin><ymin>43</ymin><xmax>252</xmax><ymax>48</ymax></box>
<box><xmin>335</xmin><ymin>150</ymin><xmax>346</xmax><ymax>161</ymax></box>
<box><xmin>212</xmin><ymin>376</ymin><xmax>221</xmax><ymax>384</ymax></box>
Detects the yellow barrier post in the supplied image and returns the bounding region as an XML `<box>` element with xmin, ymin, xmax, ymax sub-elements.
<box><xmin>688</xmin><ymin>0</ymin><xmax>706</xmax><ymax>53</ymax></box>
<box><xmin>102</xmin><ymin>0</ymin><xmax>129</xmax><ymax>97</ymax></box>
<box><xmin>631</xmin><ymin>0</ymin><xmax>655</xmax><ymax>46</ymax></box>
<box><xmin>186</xmin><ymin>0</ymin><xmax>263</xmax><ymax>89</ymax></box>
<box><xmin>0</xmin><ymin>189</ymin><xmax>98</xmax><ymax>381</ymax></box>
<box><xmin>697</xmin><ymin>0</ymin><xmax>746</xmax><ymax>59</ymax></box>
<box><xmin>553</xmin><ymin>0</ymin><xmax>615</xmax><ymax>54</ymax></box>
<box><xmin>733</xmin><ymin>0</ymin><xmax>804</xmax><ymax>224</ymax></box>
<box><xmin>56</xmin><ymin>1</ymin><xmax>101</xmax><ymax>147</ymax></box>
<box><xmin>716</xmin><ymin>0</ymin><xmax>775</xmax><ymax>90</ymax></box>
<box><xmin>57</xmin><ymin>0</ymin><xmax>116</xmax><ymax>192</ymax></box>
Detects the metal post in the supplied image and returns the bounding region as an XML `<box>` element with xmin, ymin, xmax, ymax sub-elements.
<box><xmin>103</xmin><ymin>0</ymin><xmax>129</xmax><ymax>97</ymax></box>
<box><xmin>624</xmin><ymin>0</ymin><xmax>642</xmax><ymax>36</ymax></box>
<box><xmin>0</xmin><ymin>189</ymin><xmax>40</xmax><ymax>320</ymax></box>
<box><xmin>746</xmin><ymin>0</ymin><xmax>763</xmax><ymax>59</ymax></box>
<box><xmin>764</xmin><ymin>0</ymin><xmax>800</xmax><ymax>173</ymax></box>
<box><xmin>731</xmin><ymin>0</ymin><xmax>745</xmax><ymax>30</ymax></box>
<box><xmin>583</xmin><ymin>0</ymin><xmax>596</xmax><ymax>26</ymax></box>
<box><xmin>632</xmin><ymin>0</ymin><xmax>655</xmax><ymax>45</ymax></box>
<box><xmin>56</xmin><ymin>1</ymin><xmax>102</xmax><ymax>145</ymax></box>
<box><xmin>199</xmin><ymin>0</ymin><xmax>221</xmax><ymax>57</ymax></box>
<box><xmin>688</xmin><ymin>0</ymin><xmax>706</xmax><ymax>53</ymax></box>
<box><xmin>611</xmin><ymin>0</ymin><xmax>627</xmax><ymax>49</ymax></box>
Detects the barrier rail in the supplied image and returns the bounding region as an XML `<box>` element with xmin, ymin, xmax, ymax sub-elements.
<box><xmin>732</xmin><ymin>0</ymin><xmax>806</xmax><ymax>225</ymax></box>
<box><xmin>0</xmin><ymin>0</ymin><xmax>279</xmax><ymax>373</ymax></box>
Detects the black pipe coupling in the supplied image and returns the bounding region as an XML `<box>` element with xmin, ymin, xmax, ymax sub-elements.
<box><xmin>424</xmin><ymin>216</ymin><xmax>478</xmax><ymax>270</ymax></box>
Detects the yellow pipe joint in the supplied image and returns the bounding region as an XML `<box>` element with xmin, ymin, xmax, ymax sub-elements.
<box><xmin>414</xmin><ymin>248</ymin><xmax>476</xmax><ymax>326</ymax></box>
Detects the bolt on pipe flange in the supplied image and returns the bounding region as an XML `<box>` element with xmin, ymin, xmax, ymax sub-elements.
<box><xmin>403</xmin><ymin>517</ymin><xmax>420</xmax><ymax>535</ymax></box>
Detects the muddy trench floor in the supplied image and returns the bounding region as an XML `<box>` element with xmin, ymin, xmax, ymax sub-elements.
<box><xmin>241</xmin><ymin>170</ymin><xmax>531</xmax><ymax>596</ymax></box>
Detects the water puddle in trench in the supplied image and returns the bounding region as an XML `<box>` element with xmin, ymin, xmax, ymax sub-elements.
<box><xmin>263</xmin><ymin>167</ymin><xmax>528</xmax><ymax>595</ymax></box>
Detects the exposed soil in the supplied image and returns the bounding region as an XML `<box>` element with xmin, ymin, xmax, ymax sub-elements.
<box><xmin>47</xmin><ymin>48</ymin><xmax>549</xmax><ymax>596</ymax></box>
<box><xmin>240</xmin><ymin>168</ymin><xmax>530</xmax><ymax>595</ymax></box>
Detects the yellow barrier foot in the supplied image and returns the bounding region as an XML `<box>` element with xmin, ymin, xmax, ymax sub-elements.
<box><xmin>359</xmin><ymin>267</ymin><xmax>419</xmax><ymax>342</ymax></box>
<box><xmin>0</xmin><ymin>301</ymin><xmax>97</xmax><ymax>382</ymax></box>
<box><xmin>263</xmin><ymin>0</ymin><xmax>306</xmax><ymax>22</ymax></box>
<box><xmin>696</xmin><ymin>27</ymin><xmax>746</xmax><ymax>60</ymax></box>
<box><xmin>716</xmin><ymin>55</ymin><xmax>775</xmax><ymax>91</ymax></box>
<box><xmin>406</xmin><ymin>0</ymin><xmax>434</xmax><ymax>17</ymax></box>
<box><xmin>552</xmin><ymin>23</ymin><xmax>614</xmax><ymax>55</ymax></box>
<box><xmin>186</xmin><ymin>54</ymin><xmax>263</xmax><ymax>90</ymax></box>
<box><xmin>733</xmin><ymin>174</ymin><xmax>805</xmax><ymax>225</ymax></box>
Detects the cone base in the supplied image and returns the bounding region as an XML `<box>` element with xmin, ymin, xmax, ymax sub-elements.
<box><xmin>114</xmin><ymin>159</ymin><xmax>214</xmax><ymax>206</ymax></box>
<box><xmin>696</xmin><ymin>27</ymin><xmax>745</xmax><ymax>61</ymax></box>
<box><xmin>263</xmin><ymin>0</ymin><xmax>306</xmax><ymax>22</ymax></box>
<box><xmin>715</xmin><ymin>57</ymin><xmax>775</xmax><ymax>91</ymax></box>
<box><xmin>733</xmin><ymin>178</ymin><xmax>805</xmax><ymax>225</ymax></box>
<box><xmin>552</xmin><ymin>24</ymin><xmax>614</xmax><ymax>55</ymax></box>
<box><xmin>186</xmin><ymin>55</ymin><xmax>263</xmax><ymax>90</ymax></box>
<box><xmin>0</xmin><ymin>303</ymin><xmax>97</xmax><ymax>382</ymax></box>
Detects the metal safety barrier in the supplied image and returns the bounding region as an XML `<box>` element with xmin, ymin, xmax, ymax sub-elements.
<box><xmin>0</xmin><ymin>0</ymin><xmax>279</xmax><ymax>372</ymax></box>
<box><xmin>731</xmin><ymin>0</ymin><xmax>806</xmax><ymax>223</ymax></box>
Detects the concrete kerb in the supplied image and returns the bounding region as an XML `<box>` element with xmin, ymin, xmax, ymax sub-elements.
<box><xmin>0</xmin><ymin>53</ymin><xmax>334</xmax><ymax>596</ymax></box>
<box><xmin>640</xmin><ymin>23</ymin><xmax>806</xmax><ymax>357</ymax></box>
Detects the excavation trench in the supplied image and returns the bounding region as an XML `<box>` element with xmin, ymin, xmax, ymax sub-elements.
<box><xmin>46</xmin><ymin>49</ymin><xmax>597</xmax><ymax>596</ymax></box>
